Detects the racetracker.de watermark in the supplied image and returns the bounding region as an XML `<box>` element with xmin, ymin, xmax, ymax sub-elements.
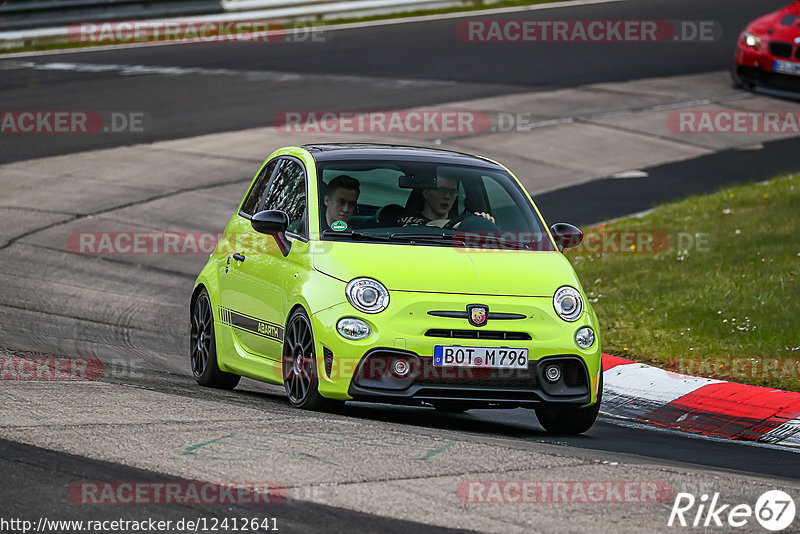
<box><xmin>69</xmin><ymin>20</ymin><xmax>324</xmax><ymax>44</ymax></box>
<box><xmin>668</xmin><ymin>111</ymin><xmax>800</xmax><ymax>134</ymax></box>
<box><xmin>0</xmin><ymin>111</ymin><xmax>149</xmax><ymax>134</ymax></box>
<box><xmin>0</xmin><ymin>355</ymin><xmax>103</xmax><ymax>380</ymax></box>
<box><xmin>69</xmin><ymin>482</ymin><xmax>286</xmax><ymax>505</ymax></box>
<box><xmin>70</xmin><ymin>232</ymin><xmax>225</xmax><ymax>255</ymax></box>
<box><xmin>457</xmin><ymin>480</ymin><xmax>674</xmax><ymax>504</ymax></box>
<box><xmin>450</xmin><ymin>230</ymin><xmax>713</xmax><ymax>254</ymax></box>
<box><xmin>457</xmin><ymin>20</ymin><xmax>721</xmax><ymax>43</ymax></box>
<box><xmin>274</xmin><ymin>110</ymin><xmax>573</xmax><ymax>134</ymax></box>
<box><xmin>274</xmin><ymin>110</ymin><xmax>492</xmax><ymax>134</ymax></box>
<box><xmin>0</xmin><ymin>356</ymin><xmax>155</xmax><ymax>381</ymax></box>
<box><xmin>669</xmin><ymin>357</ymin><xmax>800</xmax><ymax>381</ymax></box>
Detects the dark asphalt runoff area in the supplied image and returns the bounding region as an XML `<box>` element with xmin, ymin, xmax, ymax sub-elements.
<box><xmin>538</xmin><ymin>135</ymin><xmax>800</xmax><ymax>225</ymax></box>
<box><xmin>2</xmin><ymin>0</ymin><xmax>800</xmax><ymax>529</ymax></box>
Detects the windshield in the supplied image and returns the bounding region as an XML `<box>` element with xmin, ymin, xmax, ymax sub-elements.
<box><xmin>316</xmin><ymin>159</ymin><xmax>554</xmax><ymax>251</ymax></box>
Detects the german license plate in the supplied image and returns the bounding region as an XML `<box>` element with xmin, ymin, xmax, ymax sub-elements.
<box><xmin>433</xmin><ymin>345</ymin><xmax>528</xmax><ymax>369</ymax></box>
<box><xmin>774</xmin><ymin>60</ymin><xmax>800</xmax><ymax>76</ymax></box>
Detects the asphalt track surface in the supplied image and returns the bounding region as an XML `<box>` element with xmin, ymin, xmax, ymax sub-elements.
<box><xmin>0</xmin><ymin>438</ymin><xmax>472</xmax><ymax>534</ymax></box>
<box><xmin>3</xmin><ymin>0</ymin><xmax>800</xmax><ymax>530</ymax></box>
<box><xmin>0</xmin><ymin>0</ymin><xmax>792</xmax><ymax>163</ymax></box>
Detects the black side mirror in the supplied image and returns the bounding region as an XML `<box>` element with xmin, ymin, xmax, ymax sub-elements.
<box><xmin>251</xmin><ymin>210</ymin><xmax>289</xmax><ymax>234</ymax></box>
<box><xmin>550</xmin><ymin>223</ymin><xmax>583</xmax><ymax>252</ymax></box>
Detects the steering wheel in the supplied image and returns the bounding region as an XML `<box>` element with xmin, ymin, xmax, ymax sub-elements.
<box><xmin>443</xmin><ymin>212</ymin><xmax>473</xmax><ymax>229</ymax></box>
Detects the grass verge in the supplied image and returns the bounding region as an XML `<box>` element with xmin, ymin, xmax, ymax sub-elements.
<box><xmin>569</xmin><ymin>173</ymin><xmax>800</xmax><ymax>391</ymax></box>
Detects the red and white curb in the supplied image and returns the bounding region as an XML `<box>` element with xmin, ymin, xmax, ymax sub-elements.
<box><xmin>601</xmin><ymin>354</ymin><xmax>800</xmax><ymax>447</ymax></box>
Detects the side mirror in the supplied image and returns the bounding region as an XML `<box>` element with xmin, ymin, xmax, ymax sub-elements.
<box><xmin>550</xmin><ymin>223</ymin><xmax>583</xmax><ymax>252</ymax></box>
<box><xmin>251</xmin><ymin>210</ymin><xmax>289</xmax><ymax>234</ymax></box>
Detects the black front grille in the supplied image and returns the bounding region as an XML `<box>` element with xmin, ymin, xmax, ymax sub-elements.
<box><xmin>416</xmin><ymin>357</ymin><xmax>538</xmax><ymax>388</ymax></box>
<box><xmin>796</xmin><ymin>47</ymin><xmax>800</xmax><ymax>60</ymax></box>
<box><xmin>425</xmin><ymin>329</ymin><xmax>531</xmax><ymax>341</ymax></box>
<box><xmin>769</xmin><ymin>41</ymin><xmax>793</xmax><ymax>58</ymax></box>
<box><xmin>562</xmin><ymin>359</ymin><xmax>586</xmax><ymax>387</ymax></box>
<box><xmin>760</xmin><ymin>71</ymin><xmax>800</xmax><ymax>91</ymax></box>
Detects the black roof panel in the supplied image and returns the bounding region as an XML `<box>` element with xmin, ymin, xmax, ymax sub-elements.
<box><xmin>300</xmin><ymin>143</ymin><xmax>503</xmax><ymax>170</ymax></box>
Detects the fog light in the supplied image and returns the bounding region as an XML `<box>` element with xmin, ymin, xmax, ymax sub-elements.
<box><xmin>337</xmin><ymin>318</ymin><xmax>370</xmax><ymax>340</ymax></box>
<box><xmin>544</xmin><ymin>364</ymin><xmax>562</xmax><ymax>383</ymax></box>
<box><xmin>392</xmin><ymin>358</ymin><xmax>410</xmax><ymax>377</ymax></box>
<box><xmin>575</xmin><ymin>327</ymin><xmax>595</xmax><ymax>350</ymax></box>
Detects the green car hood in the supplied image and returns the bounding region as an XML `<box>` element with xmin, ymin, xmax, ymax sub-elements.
<box><xmin>311</xmin><ymin>241</ymin><xmax>580</xmax><ymax>297</ymax></box>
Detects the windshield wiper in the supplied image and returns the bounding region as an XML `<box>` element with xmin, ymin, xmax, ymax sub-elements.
<box><xmin>322</xmin><ymin>230</ymin><xmax>393</xmax><ymax>242</ymax></box>
<box><xmin>388</xmin><ymin>233</ymin><xmax>467</xmax><ymax>245</ymax></box>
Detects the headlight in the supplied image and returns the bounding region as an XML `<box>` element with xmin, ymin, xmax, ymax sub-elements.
<box><xmin>575</xmin><ymin>327</ymin><xmax>595</xmax><ymax>349</ymax></box>
<box><xmin>743</xmin><ymin>32</ymin><xmax>761</xmax><ymax>50</ymax></box>
<box><xmin>553</xmin><ymin>286</ymin><xmax>583</xmax><ymax>322</ymax></box>
<box><xmin>337</xmin><ymin>318</ymin><xmax>371</xmax><ymax>340</ymax></box>
<box><xmin>345</xmin><ymin>278</ymin><xmax>389</xmax><ymax>314</ymax></box>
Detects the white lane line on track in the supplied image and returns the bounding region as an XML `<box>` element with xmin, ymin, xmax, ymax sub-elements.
<box><xmin>29</xmin><ymin>60</ymin><xmax>457</xmax><ymax>86</ymax></box>
<box><xmin>0</xmin><ymin>0</ymin><xmax>628</xmax><ymax>59</ymax></box>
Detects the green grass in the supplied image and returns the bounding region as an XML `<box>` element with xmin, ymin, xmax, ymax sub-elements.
<box><xmin>1</xmin><ymin>0</ymin><xmax>569</xmax><ymax>55</ymax></box>
<box><xmin>569</xmin><ymin>173</ymin><xmax>800</xmax><ymax>391</ymax></box>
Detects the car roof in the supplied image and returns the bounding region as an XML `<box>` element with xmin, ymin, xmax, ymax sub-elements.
<box><xmin>300</xmin><ymin>143</ymin><xmax>505</xmax><ymax>170</ymax></box>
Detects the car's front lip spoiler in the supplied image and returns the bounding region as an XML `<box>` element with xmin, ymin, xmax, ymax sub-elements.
<box><xmin>347</xmin><ymin>383</ymin><xmax>591</xmax><ymax>407</ymax></box>
<box><xmin>749</xmin><ymin>84</ymin><xmax>800</xmax><ymax>101</ymax></box>
<box><xmin>733</xmin><ymin>64</ymin><xmax>800</xmax><ymax>101</ymax></box>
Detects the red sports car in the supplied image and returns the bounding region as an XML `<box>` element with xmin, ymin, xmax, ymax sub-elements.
<box><xmin>733</xmin><ymin>1</ymin><xmax>800</xmax><ymax>97</ymax></box>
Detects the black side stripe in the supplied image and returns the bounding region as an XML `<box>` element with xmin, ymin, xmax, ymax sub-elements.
<box><xmin>219</xmin><ymin>306</ymin><xmax>284</xmax><ymax>343</ymax></box>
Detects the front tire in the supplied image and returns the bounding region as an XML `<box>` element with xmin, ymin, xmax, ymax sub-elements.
<box><xmin>190</xmin><ymin>289</ymin><xmax>240</xmax><ymax>390</ymax></box>
<box><xmin>282</xmin><ymin>308</ymin><xmax>336</xmax><ymax>411</ymax></box>
<box><xmin>535</xmin><ymin>372</ymin><xmax>602</xmax><ymax>435</ymax></box>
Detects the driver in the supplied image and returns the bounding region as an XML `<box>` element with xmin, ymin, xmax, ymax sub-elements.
<box><xmin>398</xmin><ymin>174</ymin><xmax>495</xmax><ymax>228</ymax></box>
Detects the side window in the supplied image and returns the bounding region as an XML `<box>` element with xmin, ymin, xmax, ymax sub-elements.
<box><xmin>240</xmin><ymin>159</ymin><xmax>278</xmax><ymax>216</ymax></box>
<box><xmin>263</xmin><ymin>159</ymin><xmax>307</xmax><ymax>237</ymax></box>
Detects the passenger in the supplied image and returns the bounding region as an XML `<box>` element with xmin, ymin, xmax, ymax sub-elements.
<box><xmin>324</xmin><ymin>175</ymin><xmax>360</xmax><ymax>229</ymax></box>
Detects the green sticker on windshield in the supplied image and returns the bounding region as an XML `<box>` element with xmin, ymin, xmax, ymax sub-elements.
<box><xmin>331</xmin><ymin>221</ymin><xmax>348</xmax><ymax>231</ymax></box>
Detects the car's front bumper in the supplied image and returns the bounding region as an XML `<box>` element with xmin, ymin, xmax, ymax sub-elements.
<box><xmin>734</xmin><ymin>43</ymin><xmax>800</xmax><ymax>98</ymax></box>
<box><xmin>310</xmin><ymin>291</ymin><xmax>601</xmax><ymax>407</ymax></box>
<box><xmin>346</xmin><ymin>349</ymin><xmax>591</xmax><ymax>408</ymax></box>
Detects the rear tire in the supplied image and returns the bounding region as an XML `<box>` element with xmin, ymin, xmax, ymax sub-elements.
<box><xmin>535</xmin><ymin>372</ymin><xmax>602</xmax><ymax>435</ymax></box>
<box><xmin>190</xmin><ymin>289</ymin><xmax>240</xmax><ymax>390</ymax></box>
<box><xmin>282</xmin><ymin>308</ymin><xmax>337</xmax><ymax>411</ymax></box>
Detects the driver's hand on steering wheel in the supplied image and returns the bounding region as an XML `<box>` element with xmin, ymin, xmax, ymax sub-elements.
<box><xmin>474</xmin><ymin>212</ymin><xmax>495</xmax><ymax>223</ymax></box>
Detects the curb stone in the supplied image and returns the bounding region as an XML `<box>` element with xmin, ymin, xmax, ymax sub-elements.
<box><xmin>602</xmin><ymin>354</ymin><xmax>800</xmax><ymax>447</ymax></box>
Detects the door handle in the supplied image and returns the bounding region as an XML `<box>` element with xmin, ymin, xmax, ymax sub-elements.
<box><xmin>233</xmin><ymin>253</ymin><xmax>246</xmax><ymax>262</ymax></box>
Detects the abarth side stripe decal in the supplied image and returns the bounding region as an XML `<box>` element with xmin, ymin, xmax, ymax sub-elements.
<box><xmin>219</xmin><ymin>306</ymin><xmax>284</xmax><ymax>343</ymax></box>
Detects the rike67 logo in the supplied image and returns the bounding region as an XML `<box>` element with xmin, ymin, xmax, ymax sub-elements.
<box><xmin>668</xmin><ymin>490</ymin><xmax>795</xmax><ymax>531</ymax></box>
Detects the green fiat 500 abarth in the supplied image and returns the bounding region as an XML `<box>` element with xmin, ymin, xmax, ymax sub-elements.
<box><xmin>191</xmin><ymin>144</ymin><xmax>601</xmax><ymax>434</ymax></box>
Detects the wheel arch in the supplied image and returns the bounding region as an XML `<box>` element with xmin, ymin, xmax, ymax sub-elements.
<box><xmin>285</xmin><ymin>302</ymin><xmax>309</xmax><ymax>330</ymax></box>
<box><xmin>190</xmin><ymin>283</ymin><xmax>207</xmax><ymax>319</ymax></box>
